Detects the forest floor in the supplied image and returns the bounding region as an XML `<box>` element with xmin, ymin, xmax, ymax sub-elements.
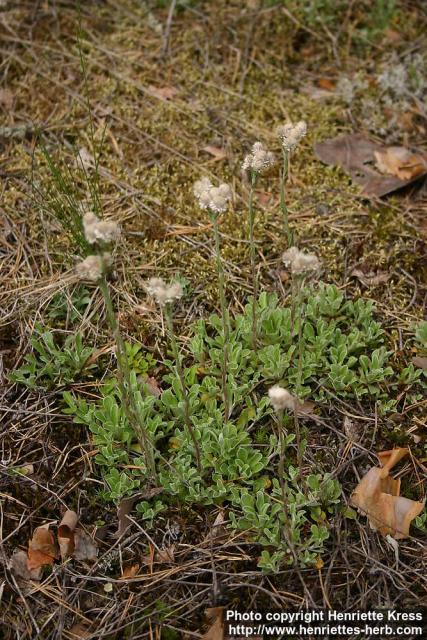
<box><xmin>1</xmin><ymin>1</ymin><xmax>426</xmax><ymax>638</ymax></box>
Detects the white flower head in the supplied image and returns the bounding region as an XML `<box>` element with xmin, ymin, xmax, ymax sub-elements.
<box><xmin>282</xmin><ymin>246</ymin><xmax>300</xmax><ymax>267</ymax></box>
<box><xmin>193</xmin><ymin>178</ymin><xmax>231</xmax><ymax>213</ymax></box>
<box><xmin>242</xmin><ymin>141</ymin><xmax>275</xmax><ymax>173</ymax></box>
<box><xmin>277</xmin><ymin>120</ymin><xmax>307</xmax><ymax>151</ymax></box>
<box><xmin>76</xmin><ymin>253</ymin><xmax>112</xmax><ymax>282</ymax></box>
<box><xmin>282</xmin><ymin>246</ymin><xmax>321</xmax><ymax>275</ymax></box>
<box><xmin>83</xmin><ymin>211</ymin><xmax>120</xmax><ymax>245</ymax></box>
<box><xmin>268</xmin><ymin>385</ymin><xmax>297</xmax><ymax>412</ymax></box>
<box><xmin>193</xmin><ymin>177</ymin><xmax>212</xmax><ymax>199</ymax></box>
<box><xmin>147</xmin><ymin>277</ymin><xmax>183</xmax><ymax>306</ymax></box>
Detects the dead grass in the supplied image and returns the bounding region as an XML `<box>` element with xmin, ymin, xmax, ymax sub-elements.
<box><xmin>1</xmin><ymin>1</ymin><xmax>426</xmax><ymax>638</ymax></box>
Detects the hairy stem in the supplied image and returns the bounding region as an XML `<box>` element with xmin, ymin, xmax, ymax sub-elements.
<box><xmin>248</xmin><ymin>171</ymin><xmax>258</xmax><ymax>350</ymax></box>
<box><xmin>164</xmin><ymin>304</ymin><xmax>202</xmax><ymax>475</ymax></box>
<box><xmin>211</xmin><ymin>212</ymin><xmax>230</xmax><ymax>421</ymax></box>
<box><xmin>289</xmin><ymin>274</ymin><xmax>303</xmax><ymax>471</ymax></box>
<box><xmin>98</xmin><ymin>275</ymin><xmax>157</xmax><ymax>480</ymax></box>
<box><xmin>280</xmin><ymin>148</ymin><xmax>293</xmax><ymax>247</ymax></box>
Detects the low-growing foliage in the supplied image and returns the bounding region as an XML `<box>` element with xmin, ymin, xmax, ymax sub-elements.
<box><xmin>60</xmin><ymin>285</ymin><xmax>423</xmax><ymax>568</ymax></box>
<box><xmin>10</xmin><ymin>324</ymin><xmax>94</xmax><ymax>389</ymax></box>
<box><xmin>47</xmin><ymin>285</ymin><xmax>91</xmax><ymax>323</ymax></box>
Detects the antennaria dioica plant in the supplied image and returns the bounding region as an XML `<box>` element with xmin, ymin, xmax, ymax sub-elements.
<box><xmin>277</xmin><ymin>121</ymin><xmax>307</xmax><ymax>247</ymax></box>
<box><xmin>22</xmin><ymin>44</ymin><xmax>425</xmax><ymax>573</ymax></box>
<box><xmin>193</xmin><ymin>178</ymin><xmax>232</xmax><ymax>421</ymax></box>
<box><xmin>242</xmin><ymin>142</ymin><xmax>275</xmax><ymax>350</ymax></box>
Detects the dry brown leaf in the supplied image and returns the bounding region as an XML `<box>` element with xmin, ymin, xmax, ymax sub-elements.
<box><xmin>318</xmin><ymin>78</ymin><xmax>335</xmax><ymax>91</ymax></box>
<box><xmin>72</xmin><ymin>529</ymin><xmax>98</xmax><ymax>562</ymax></box>
<box><xmin>412</xmin><ymin>356</ymin><xmax>427</xmax><ymax>370</ymax></box>
<box><xmin>384</xmin><ymin>28</ymin><xmax>401</xmax><ymax>43</ymax></box>
<box><xmin>202</xmin><ymin>510</ymin><xmax>227</xmax><ymax>547</ymax></box>
<box><xmin>120</xmin><ymin>563</ymin><xmax>140</xmax><ymax>579</ymax></box>
<box><xmin>315</xmin><ymin>134</ymin><xmax>427</xmax><ymax>197</ymax></box>
<box><xmin>201</xmin><ymin>145</ymin><xmax>228</xmax><ymax>161</ymax></box>
<box><xmin>351</xmin><ymin>268</ymin><xmax>390</xmax><ymax>287</ymax></box>
<box><xmin>256</xmin><ymin>191</ymin><xmax>273</xmax><ymax>206</ymax></box>
<box><xmin>148</xmin><ymin>85</ymin><xmax>179</xmax><ymax>101</ymax></box>
<box><xmin>28</xmin><ymin>524</ymin><xmax>58</xmax><ymax>569</ymax></box>
<box><xmin>68</xmin><ymin>623</ymin><xmax>92</xmax><ymax>639</ymax></box>
<box><xmin>397</xmin><ymin>111</ymin><xmax>417</xmax><ymax>133</ymax></box>
<box><xmin>295</xmin><ymin>399</ymin><xmax>317</xmax><ymax>417</ymax></box>
<box><xmin>58</xmin><ymin>510</ymin><xmax>78</xmax><ymax>560</ymax></box>
<box><xmin>0</xmin><ymin>88</ymin><xmax>13</xmax><ymax>109</ymax></box>
<box><xmin>203</xmin><ymin>608</ymin><xmax>224</xmax><ymax>640</ymax></box>
<box><xmin>9</xmin><ymin>550</ymin><xmax>42</xmax><ymax>581</ymax></box>
<box><xmin>145</xmin><ymin>376</ymin><xmax>162</xmax><ymax>397</ymax></box>
<box><xmin>115</xmin><ymin>488</ymin><xmax>164</xmax><ymax>538</ymax></box>
<box><xmin>374</xmin><ymin>147</ymin><xmax>427</xmax><ymax>181</ymax></box>
<box><xmin>350</xmin><ymin>448</ymin><xmax>425</xmax><ymax>539</ymax></box>
<box><xmin>155</xmin><ymin>544</ymin><xmax>175</xmax><ymax>564</ymax></box>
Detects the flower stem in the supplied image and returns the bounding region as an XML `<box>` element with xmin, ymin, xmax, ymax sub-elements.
<box><xmin>289</xmin><ymin>274</ymin><xmax>304</xmax><ymax>471</ymax></box>
<box><xmin>211</xmin><ymin>212</ymin><xmax>230</xmax><ymax>421</ymax></box>
<box><xmin>248</xmin><ymin>171</ymin><xmax>258</xmax><ymax>350</ymax></box>
<box><xmin>164</xmin><ymin>303</ymin><xmax>202</xmax><ymax>475</ymax></box>
<box><xmin>280</xmin><ymin>148</ymin><xmax>293</xmax><ymax>247</ymax></box>
<box><xmin>98</xmin><ymin>275</ymin><xmax>157</xmax><ymax>480</ymax></box>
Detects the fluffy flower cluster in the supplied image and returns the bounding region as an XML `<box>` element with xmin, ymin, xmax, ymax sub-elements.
<box><xmin>277</xmin><ymin>121</ymin><xmax>307</xmax><ymax>151</ymax></box>
<box><xmin>268</xmin><ymin>385</ymin><xmax>297</xmax><ymax>412</ymax></box>
<box><xmin>242</xmin><ymin>141</ymin><xmax>275</xmax><ymax>173</ymax></box>
<box><xmin>193</xmin><ymin>177</ymin><xmax>231</xmax><ymax>213</ymax></box>
<box><xmin>83</xmin><ymin>211</ymin><xmax>120</xmax><ymax>245</ymax></box>
<box><xmin>147</xmin><ymin>277</ymin><xmax>183</xmax><ymax>306</ymax></box>
<box><xmin>282</xmin><ymin>246</ymin><xmax>321</xmax><ymax>274</ymax></box>
<box><xmin>76</xmin><ymin>253</ymin><xmax>112</xmax><ymax>282</ymax></box>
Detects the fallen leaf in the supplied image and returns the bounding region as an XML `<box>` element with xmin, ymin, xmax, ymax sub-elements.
<box><xmin>68</xmin><ymin>623</ymin><xmax>92</xmax><ymax>639</ymax></box>
<box><xmin>374</xmin><ymin>147</ymin><xmax>427</xmax><ymax>181</ymax></box>
<box><xmin>296</xmin><ymin>399</ymin><xmax>317</xmax><ymax>417</ymax></box>
<box><xmin>0</xmin><ymin>88</ymin><xmax>13</xmax><ymax>109</ymax></box>
<box><xmin>202</xmin><ymin>510</ymin><xmax>227</xmax><ymax>546</ymax></box>
<box><xmin>148</xmin><ymin>85</ymin><xmax>179</xmax><ymax>101</ymax></box>
<box><xmin>397</xmin><ymin>111</ymin><xmax>417</xmax><ymax>133</ymax></box>
<box><xmin>58</xmin><ymin>510</ymin><xmax>78</xmax><ymax>560</ymax></box>
<box><xmin>28</xmin><ymin>524</ymin><xmax>57</xmax><ymax>569</ymax></box>
<box><xmin>350</xmin><ymin>448</ymin><xmax>425</xmax><ymax>539</ymax></box>
<box><xmin>315</xmin><ymin>134</ymin><xmax>427</xmax><ymax>197</ymax></box>
<box><xmin>256</xmin><ymin>191</ymin><xmax>273</xmax><ymax>206</ymax></box>
<box><xmin>115</xmin><ymin>488</ymin><xmax>163</xmax><ymax>538</ymax></box>
<box><xmin>201</xmin><ymin>145</ymin><xmax>228</xmax><ymax>161</ymax></box>
<box><xmin>9</xmin><ymin>550</ymin><xmax>42</xmax><ymax>581</ymax></box>
<box><xmin>412</xmin><ymin>356</ymin><xmax>427</xmax><ymax>370</ymax></box>
<box><xmin>384</xmin><ymin>28</ymin><xmax>401</xmax><ymax>43</ymax></box>
<box><xmin>318</xmin><ymin>78</ymin><xmax>335</xmax><ymax>91</ymax></box>
<box><xmin>120</xmin><ymin>563</ymin><xmax>140</xmax><ymax>579</ymax></box>
<box><xmin>145</xmin><ymin>376</ymin><xmax>162</xmax><ymax>397</ymax></box>
<box><xmin>350</xmin><ymin>268</ymin><xmax>390</xmax><ymax>287</ymax></box>
<box><xmin>72</xmin><ymin>529</ymin><xmax>98</xmax><ymax>562</ymax></box>
<box><xmin>155</xmin><ymin>544</ymin><xmax>175</xmax><ymax>564</ymax></box>
<box><xmin>203</xmin><ymin>607</ymin><xmax>224</xmax><ymax>640</ymax></box>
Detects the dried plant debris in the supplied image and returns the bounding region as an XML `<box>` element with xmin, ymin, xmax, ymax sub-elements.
<box><xmin>202</xmin><ymin>607</ymin><xmax>225</xmax><ymax>640</ymax></box>
<box><xmin>374</xmin><ymin>146</ymin><xmax>427</xmax><ymax>181</ymax></box>
<box><xmin>351</xmin><ymin>448</ymin><xmax>425</xmax><ymax>539</ymax></box>
<box><xmin>9</xmin><ymin>511</ymin><xmax>97</xmax><ymax>581</ymax></box>
<box><xmin>315</xmin><ymin>134</ymin><xmax>427</xmax><ymax>197</ymax></box>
